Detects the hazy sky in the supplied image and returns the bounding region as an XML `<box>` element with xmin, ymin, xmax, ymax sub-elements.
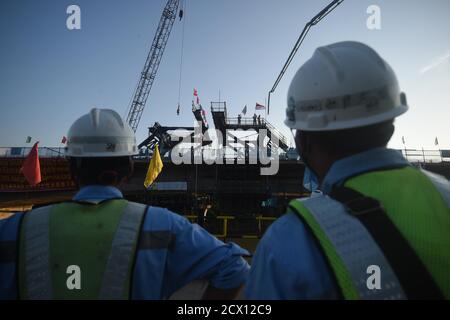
<box><xmin>1</xmin><ymin>0</ymin><xmax>449</xmax><ymax>150</ymax></box>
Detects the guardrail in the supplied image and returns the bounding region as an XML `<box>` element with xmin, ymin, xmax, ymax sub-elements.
<box><xmin>210</xmin><ymin>102</ymin><xmax>227</xmax><ymax>113</ymax></box>
<box><xmin>184</xmin><ymin>215</ymin><xmax>278</xmax><ymax>239</ymax></box>
<box><xmin>401</xmin><ymin>148</ymin><xmax>448</xmax><ymax>163</ymax></box>
<box><xmin>265</xmin><ymin>120</ymin><xmax>289</xmax><ymax>146</ymax></box>
<box><xmin>224</xmin><ymin>117</ymin><xmax>289</xmax><ymax>147</ymax></box>
<box><xmin>1</xmin><ymin>146</ymin><xmax>450</xmax><ymax>163</ymax></box>
<box><xmin>226</xmin><ymin>117</ymin><xmax>264</xmax><ymax>126</ymax></box>
<box><xmin>0</xmin><ymin>147</ymin><xmax>66</xmax><ymax>158</ymax></box>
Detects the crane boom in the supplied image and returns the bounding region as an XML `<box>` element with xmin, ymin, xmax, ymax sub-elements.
<box><xmin>267</xmin><ymin>0</ymin><xmax>344</xmax><ymax>114</ymax></box>
<box><xmin>126</xmin><ymin>0</ymin><xmax>181</xmax><ymax>132</ymax></box>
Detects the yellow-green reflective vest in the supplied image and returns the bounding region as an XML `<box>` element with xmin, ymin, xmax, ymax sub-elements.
<box><xmin>289</xmin><ymin>167</ymin><xmax>450</xmax><ymax>300</ymax></box>
<box><xmin>18</xmin><ymin>199</ymin><xmax>147</xmax><ymax>299</ymax></box>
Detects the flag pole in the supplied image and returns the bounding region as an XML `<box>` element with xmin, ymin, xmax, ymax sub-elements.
<box><xmin>404</xmin><ymin>143</ymin><xmax>407</xmax><ymax>161</ymax></box>
<box><xmin>436</xmin><ymin>137</ymin><xmax>442</xmax><ymax>162</ymax></box>
<box><xmin>59</xmin><ymin>137</ymin><xmax>63</xmax><ymax>156</ymax></box>
<box><xmin>264</xmin><ymin>98</ymin><xmax>267</xmax><ymax>120</ymax></box>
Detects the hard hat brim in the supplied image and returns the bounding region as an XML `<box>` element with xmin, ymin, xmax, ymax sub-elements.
<box><xmin>285</xmin><ymin>104</ymin><xmax>408</xmax><ymax>131</ymax></box>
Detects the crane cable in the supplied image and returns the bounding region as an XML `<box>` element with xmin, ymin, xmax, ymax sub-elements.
<box><xmin>177</xmin><ymin>0</ymin><xmax>186</xmax><ymax>115</ymax></box>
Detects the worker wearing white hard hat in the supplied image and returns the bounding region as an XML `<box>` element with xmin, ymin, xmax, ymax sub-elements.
<box><xmin>65</xmin><ymin>108</ymin><xmax>138</xmax><ymax>158</ymax></box>
<box><xmin>246</xmin><ymin>41</ymin><xmax>450</xmax><ymax>299</ymax></box>
<box><xmin>0</xmin><ymin>108</ymin><xmax>250</xmax><ymax>300</ymax></box>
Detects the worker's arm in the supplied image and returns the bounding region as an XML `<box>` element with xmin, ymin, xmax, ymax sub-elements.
<box><xmin>162</xmin><ymin>210</ymin><xmax>250</xmax><ymax>299</ymax></box>
<box><xmin>245</xmin><ymin>212</ymin><xmax>339</xmax><ymax>299</ymax></box>
<box><xmin>202</xmin><ymin>283</ymin><xmax>244</xmax><ymax>300</ymax></box>
<box><xmin>0</xmin><ymin>212</ymin><xmax>24</xmax><ymax>300</ymax></box>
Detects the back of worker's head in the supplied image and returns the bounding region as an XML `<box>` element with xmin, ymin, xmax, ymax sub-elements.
<box><xmin>297</xmin><ymin>119</ymin><xmax>395</xmax><ymax>156</ymax></box>
<box><xmin>65</xmin><ymin>108</ymin><xmax>138</xmax><ymax>187</ymax></box>
<box><xmin>285</xmin><ymin>41</ymin><xmax>408</xmax><ymax>174</ymax></box>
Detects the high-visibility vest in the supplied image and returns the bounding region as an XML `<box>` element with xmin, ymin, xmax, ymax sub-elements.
<box><xmin>288</xmin><ymin>167</ymin><xmax>450</xmax><ymax>299</ymax></box>
<box><xmin>18</xmin><ymin>199</ymin><xmax>147</xmax><ymax>299</ymax></box>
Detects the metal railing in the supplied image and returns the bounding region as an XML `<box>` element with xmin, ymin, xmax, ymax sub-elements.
<box><xmin>184</xmin><ymin>215</ymin><xmax>277</xmax><ymax>239</ymax></box>
<box><xmin>0</xmin><ymin>147</ymin><xmax>66</xmax><ymax>158</ymax></box>
<box><xmin>226</xmin><ymin>117</ymin><xmax>265</xmax><ymax>126</ymax></box>
<box><xmin>399</xmin><ymin>149</ymin><xmax>447</xmax><ymax>163</ymax></box>
<box><xmin>1</xmin><ymin>146</ymin><xmax>449</xmax><ymax>164</ymax></box>
<box><xmin>224</xmin><ymin>117</ymin><xmax>289</xmax><ymax>147</ymax></box>
<box><xmin>265</xmin><ymin>121</ymin><xmax>289</xmax><ymax>146</ymax></box>
<box><xmin>210</xmin><ymin>101</ymin><xmax>227</xmax><ymax>113</ymax></box>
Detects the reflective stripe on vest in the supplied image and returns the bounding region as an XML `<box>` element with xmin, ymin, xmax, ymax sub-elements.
<box><xmin>421</xmin><ymin>169</ymin><xmax>450</xmax><ymax>210</ymax></box>
<box><xmin>289</xmin><ymin>196</ymin><xmax>406</xmax><ymax>300</ymax></box>
<box><xmin>99</xmin><ymin>202</ymin><xmax>147</xmax><ymax>300</ymax></box>
<box><xmin>23</xmin><ymin>206</ymin><xmax>53</xmax><ymax>300</ymax></box>
<box><xmin>23</xmin><ymin>201</ymin><xmax>147</xmax><ymax>299</ymax></box>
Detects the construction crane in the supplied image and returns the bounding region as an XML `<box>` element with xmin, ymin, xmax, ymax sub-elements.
<box><xmin>267</xmin><ymin>0</ymin><xmax>344</xmax><ymax>114</ymax></box>
<box><xmin>126</xmin><ymin>0</ymin><xmax>181</xmax><ymax>132</ymax></box>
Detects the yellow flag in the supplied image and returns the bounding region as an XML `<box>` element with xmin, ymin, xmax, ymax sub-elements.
<box><xmin>144</xmin><ymin>145</ymin><xmax>163</xmax><ymax>188</ymax></box>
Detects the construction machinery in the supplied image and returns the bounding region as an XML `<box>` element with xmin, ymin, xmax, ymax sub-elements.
<box><xmin>126</xmin><ymin>0</ymin><xmax>182</xmax><ymax>132</ymax></box>
<box><xmin>267</xmin><ymin>0</ymin><xmax>344</xmax><ymax>114</ymax></box>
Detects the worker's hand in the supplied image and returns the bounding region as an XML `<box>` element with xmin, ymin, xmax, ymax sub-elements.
<box><xmin>201</xmin><ymin>283</ymin><xmax>244</xmax><ymax>300</ymax></box>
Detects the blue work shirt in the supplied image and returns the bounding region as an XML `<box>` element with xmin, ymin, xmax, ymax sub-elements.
<box><xmin>245</xmin><ymin>148</ymin><xmax>410</xmax><ymax>299</ymax></box>
<box><xmin>0</xmin><ymin>185</ymin><xmax>250</xmax><ymax>299</ymax></box>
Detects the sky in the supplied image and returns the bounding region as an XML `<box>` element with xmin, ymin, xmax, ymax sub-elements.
<box><xmin>0</xmin><ymin>0</ymin><xmax>449</xmax><ymax>150</ymax></box>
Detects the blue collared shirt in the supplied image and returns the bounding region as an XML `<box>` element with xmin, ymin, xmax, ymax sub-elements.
<box><xmin>245</xmin><ymin>148</ymin><xmax>410</xmax><ymax>299</ymax></box>
<box><xmin>0</xmin><ymin>185</ymin><xmax>250</xmax><ymax>299</ymax></box>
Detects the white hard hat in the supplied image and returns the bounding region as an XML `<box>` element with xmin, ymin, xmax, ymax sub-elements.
<box><xmin>66</xmin><ymin>108</ymin><xmax>138</xmax><ymax>157</ymax></box>
<box><xmin>285</xmin><ymin>41</ymin><xmax>408</xmax><ymax>131</ymax></box>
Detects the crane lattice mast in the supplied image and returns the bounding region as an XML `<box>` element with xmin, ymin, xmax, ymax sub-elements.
<box><xmin>126</xmin><ymin>0</ymin><xmax>181</xmax><ymax>132</ymax></box>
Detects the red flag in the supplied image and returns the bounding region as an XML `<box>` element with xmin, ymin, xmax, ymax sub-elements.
<box><xmin>193</xmin><ymin>88</ymin><xmax>198</xmax><ymax>96</ymax></box>
<box><xmin>255</xmin><ymin>102</ymin><xmax>266</xmax><ymax>110</ymax></box>
<box><xmin>61</xmin><ymin>136</ymin><xmax>67</xmax><ymax>144</ymax></box>
<box><xmin>20</xmin><ymin>142</ymin><xmax>41</xmax><ymax>186</ymax></box>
